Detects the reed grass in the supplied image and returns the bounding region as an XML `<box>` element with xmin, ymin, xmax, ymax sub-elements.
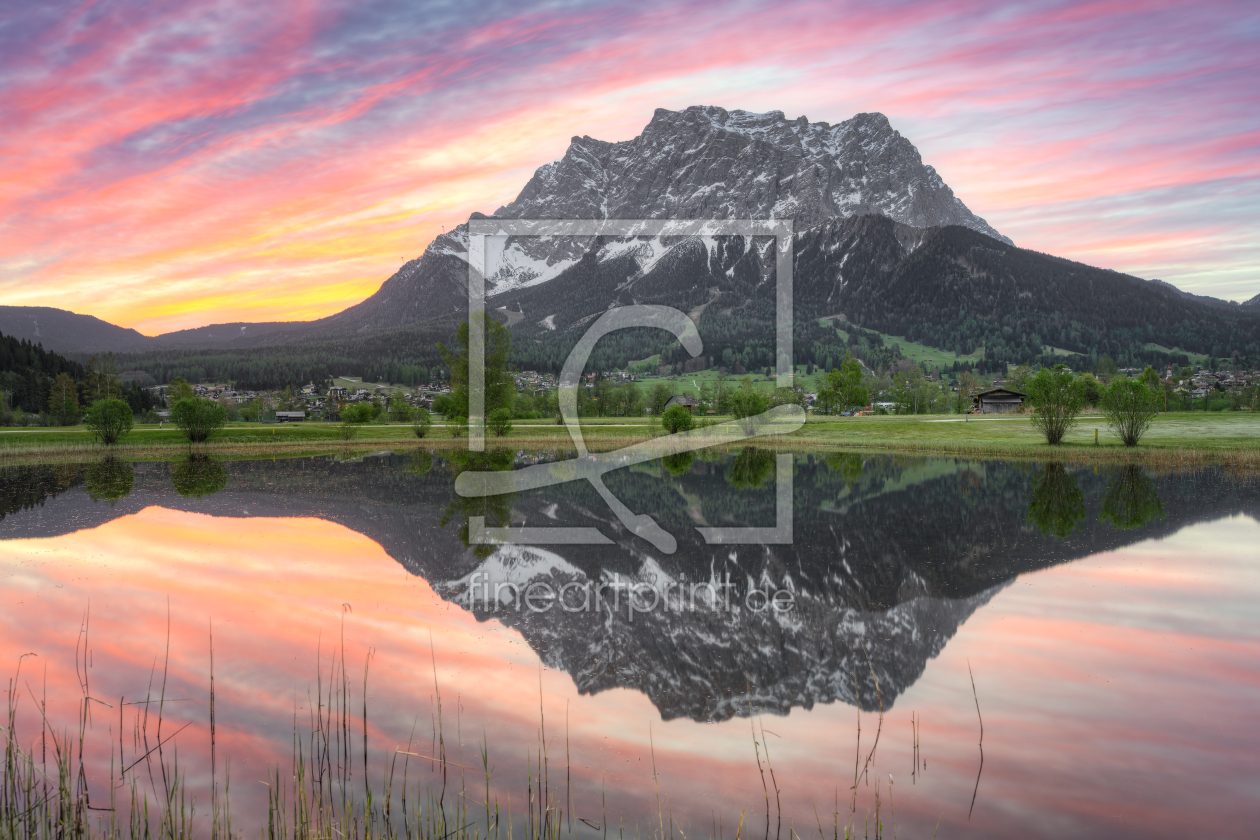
<box><xmin>2</xmin><ymin>627</ymin><xmax>931</xmax><ymax>840</ymax></box>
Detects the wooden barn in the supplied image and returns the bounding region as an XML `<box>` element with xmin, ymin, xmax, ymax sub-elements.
<box><xmin>663</xmin><ymin>395</ymin><xmax>698</xmax><ymax>414</ymax></box>
<box><xmin>971</xmin><ymin>388</ymin><xmax>1027</xmax><ymax>414</ymax></box>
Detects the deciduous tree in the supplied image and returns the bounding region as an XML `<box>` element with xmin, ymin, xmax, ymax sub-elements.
<box><xmin>1103</xmin><ymin>379</ymin><xmax>1158</xmax><ymax>446</ymax></box>
<box><xmin>84</xmin><ymin>399</ymin><xmax>133</xmax><ymax>445</ymax></box>
<box><xmin>1026</xmin><ymin>365</ymin><xmax>1084</xmax><ymax>445</ymax></box>
<box><xmin>661</xmin><ymin>404</ymin><xmax>694</xmax><ymax>434</ymax></box>
<box><xmin>171</xmin><ymin>398</ymin><xmax>227</xmax><ymax>443</ymax></box>
<box><xmin>411</xmin><ymin>406</ymin><xmax>432</xmax><ymax>438</ymax></box>
<box><xmin>48</xmin><ymin>372</ymin><xmax>79</xmax><ymax>425</ymax></box>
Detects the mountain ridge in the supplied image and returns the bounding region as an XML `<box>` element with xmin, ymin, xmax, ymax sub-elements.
<box><xmin>2</xmin><ymin>106</ymin><xmax>1255</xmax><ymax>369</ymax></box>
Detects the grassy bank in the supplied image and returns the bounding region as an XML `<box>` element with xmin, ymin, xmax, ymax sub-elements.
<box><xmin>0</xmin><ymin>412</ymin><xmax>1256</xmax><ymax>468</ymax></box>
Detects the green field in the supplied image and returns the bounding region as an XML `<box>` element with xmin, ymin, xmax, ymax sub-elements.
<box><xmin>1143</xmin><ymin>343</ymin><xmax>1209</xmax><ymax>366</ymax></box>
<box><xmin>823</xmin><ymin>320</ymin><xmax>985</xmax><ymax>370</ymax></box>
<box><xmin>634</xmin><ymin>363</ymin><xmax>820</xmax><ymax>395</ymax></box>
<box><xmin>3</xmin><ymin>411</ymin><xmax>1256</xmax><ymax>467</ymax></box>
<box><xmin>330</xmin><ymin>376</ymin><xmax>412</xmax><ymax>393</ymax></box>
<box><xmin>795</xmin><ymin>410</ymin><xmax>1260</xmax><ymax>454</ymax></box>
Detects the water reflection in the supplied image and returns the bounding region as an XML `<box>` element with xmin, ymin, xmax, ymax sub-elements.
<box><xmin>1100</xmin><ymin>464</ymin><xmax>1166</xmax><ymax>530</ymax></box>
<box><xmin>0</xmin><ymin>449</ymin><xmax>1255</xmax><ymax>840</ymax></box>
<box><xmin>0</xmin><ymin>463</ymin><xmax>81</xmax><ymax>520</ymax></box>
<box><xmin>824</xmin><ymin>451</ymin><xmax>864</xmax><ymax>486</ymax></box>
<box><xmin>1026</xmin><ymin>462</ymin><xmax>1086</xmax><ymax>538</ymax></box>
<box><xmin>85</xmin><ymin>457</ymin><xmax>133</xmax><ymax>503</ymax></box>
<box><xmin>441</xmin><ymin>449</ymin><xmax>516</xmax><ymax>558</ymax></box>
<box><xmin>661</xmin><ymin>451</ymin><xmax>694</xmax><ymax>476</ymax></box>
<box><xmin>170</xmin><ymin>454</ymin><xmax>227</xmax><ymax>498</ymax></box>
<box><xmin>725</xmin><ymin>446</ymin><xmax>776</xmax><ymax>489</ymax></box>
<box><xmin>408</xmin><ymin>449</ymin><xmax>434</xmax><ymax>476</ymax></box>
<box><xmin>0</xmin><ymin>451</ymin><xmax>1242</xmax><ymax>725</ymax></box>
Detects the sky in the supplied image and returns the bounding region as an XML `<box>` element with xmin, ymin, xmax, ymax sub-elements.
<box><xmin>1</xmin><ymin>0</ymin><xmax>1257</xmax><ymax>335</ymax></box>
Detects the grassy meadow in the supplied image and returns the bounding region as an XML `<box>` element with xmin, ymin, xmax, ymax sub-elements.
<box><xmin>1</xmin><ymin>411</ymin><xmax>1256</xmax><ymax>468</ymax></box>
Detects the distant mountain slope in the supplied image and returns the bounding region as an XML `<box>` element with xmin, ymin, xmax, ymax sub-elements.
<box><xmin>0</xmin><ymin>306</ymin><xmax>151</xmax><ymax>354</ymax></box>
<box><xmin>490</xmin><ymin>214</ymin><xmax>1260</xmax><ymax>369</ymax></box>
<box><xmin>0</xmin><ymin>307</ymin><xmax>313</xmax><ymax>356</ymax></box>
<box><xmin>795</xmin><ymin>220</ymin><xmax>1260</xmax><ymax>362</ymax></box>
<box><xmin>152</xmin><ymin>320</ymin><xmax>306</xmax><ymax>348</ymax></box>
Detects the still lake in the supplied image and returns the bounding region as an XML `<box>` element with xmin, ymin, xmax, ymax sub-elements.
<box><xmin>1</xmin><ymin>450</ymin><xmax>1258</xmax><ymax>839</ymax></box>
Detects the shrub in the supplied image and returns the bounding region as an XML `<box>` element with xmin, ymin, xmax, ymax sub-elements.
<box><xmin>661</xmin><ymin>405</ymin><xmax>694</xmax><ymax>434</ymax></box>
<box><xmin>730</xmin><ymin>388</ymin><xmax>769</xmax><ymax>418</ymax></box>
<box><xmin>340</xmin><ymin>403</ymin><xmax>374</xmax><ymax>423</ymax></box>
<box><xmin>1025</xmin><ymin>366</ymin><xmax>1084</xmax><ymax>445</ymax></box>
<box><xmin>411</xmin><ymin>407</ymin><xmax>432</xmax><ymax>438</ymax></box>
<box><xmin>431</xmin><ymin>394</ymin><xmax>456</xmax><ymax>417</ymax></box>
<box><xmin>338</xmin><ymin>403</ymin><xmax>373</xmax><ymax>440</ymax></box>
<box><xmin>731</xmin><ymin>385</ymin><xmax>771</xmax><ymax>433</ymax></box>
<box><xmin>1102</xmin><ymin>379</ymin><xmax>1159</xmax><ymax>446</ymax></box>
<box><xmin>387</xmin><ymin>392</ymin><xmax>413</xmax><ymax>422</ymax></box>
<box><xmin>170</xmin><ymin>398</ymin><xmax>227</xmax><ymax>443</ymax></box>
<box><xmin>84</xmin><ymin>399</ymin><xmax>134</xmax><ymax>445</ymax></box>
<box><xmin>488</xmin><ymin>408</ymin><xmax>513</xmax><ymax>437</ymax></box>
<box><xmin>1078</xmin><ymin>373</ymin><xmax>1103</xmax><ymax>406</ymax></box>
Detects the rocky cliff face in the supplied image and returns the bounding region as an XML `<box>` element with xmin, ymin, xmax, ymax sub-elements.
<box><xmin>316</xmin><ymin>106</ymin><xmax>1009</xmax><ymax>332</ymax></box>
<box><xmin>497</xmin><ymin>107</ymin><xmax>1006</xmax><ymax>239</ymax></box>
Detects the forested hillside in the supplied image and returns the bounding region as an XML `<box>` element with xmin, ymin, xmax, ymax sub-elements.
<box><xmin>0</xmin><ymin>330</ymin><xmax>84</xmax><ymax>414</ymax></box>
<box><xmin>837</xmin><ymin>224</ymin><xmax>1260</xmax><ymax>366</ymax></box>
<box><xmin>113</xmin><ymin>326</ymin><xmax>451</xmax><ymax>389</ymax></box>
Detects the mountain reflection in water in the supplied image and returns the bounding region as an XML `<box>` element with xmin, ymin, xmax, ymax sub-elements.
<box><xmin>1</xmin><ymin>451</ymin><xmax>1251</xmax><ymax>722</ymax></box>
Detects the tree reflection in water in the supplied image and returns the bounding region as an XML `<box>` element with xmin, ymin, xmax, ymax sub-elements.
<box><xmin>1026</xmin><ymin>462</ymin><xmax>1086</xmax><ymax>538</ymax></box>
<box><xmin>825</xmin><ymin>452</ymin><xmax>864</xmax><ymax>487</ymax></box>
<box><xmin>408</xmin><ymin>449</ymin><xmax>434</xmax><ymax>476</ymax></box>
<box><xmin>1100</xmin><ymin>464</ymin><xmax>1165</xmax><ymax>530</ymax></box>
<box><xmin>85</xmin><ymin>458</ymin><xmax>134</xmax><ymax>504</ymax></box>
<box><xmin>662</xmin><ymin>451</ymin><xmax>695</xmax><ymax>477</ymax></box>
<box><xmin>725</xmin><ymin>447</ymin><xmax>776</xmax><ymax>490</ymax></box>
<box><xmin>170</xmin><ymin>454</ymin><xmax>228</xmax><ymax>498</ymax></box>
<box><xmin>441</xmin><ymin>449</ymin><xmax>515</xmax><ymax>558</ymax></box>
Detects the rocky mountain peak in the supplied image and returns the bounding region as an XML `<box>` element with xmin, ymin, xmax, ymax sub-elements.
<box><xmin>321</xmin><ymin>105</ymin><xmax>1015</xmax><ymax>332</ymax></box>
<box><xmin>493</xmin><ymin>105</ymin><xmax>1009</xmax><ymax>243</ymax></box>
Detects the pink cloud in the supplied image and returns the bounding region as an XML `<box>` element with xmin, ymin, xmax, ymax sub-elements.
<box><xmin>1</xmin><ymin>0</ymin><xmax>1257</xmax><ymax>329</ymax></box>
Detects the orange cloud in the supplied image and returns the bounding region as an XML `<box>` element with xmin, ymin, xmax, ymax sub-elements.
<box><xmin>2</xmin><ymin>0</ymin><xmax>1257</xmax><ymax>329</ymax></box>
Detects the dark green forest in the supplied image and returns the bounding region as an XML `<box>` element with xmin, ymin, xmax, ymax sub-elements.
<box><xmin>0</xmin><ymin>330</ymin><xmax>83</xmax><ymax>414</ymax></box>
<box><xmin>112</xmin><ymin>328</ymin><xmax>450</xmax><ymax>390</ymax></box>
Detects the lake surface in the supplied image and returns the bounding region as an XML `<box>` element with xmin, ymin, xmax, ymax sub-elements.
<box><xmin>1</xmin><ymin>450</ymin><xmax>1258</xmax><ymax>839</ymax></box>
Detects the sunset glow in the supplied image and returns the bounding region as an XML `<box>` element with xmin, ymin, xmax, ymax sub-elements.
<box><xmin>1</xmin><ymin>0</ymin><xmax>1257</xmax><ymax>333</ymax></box>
